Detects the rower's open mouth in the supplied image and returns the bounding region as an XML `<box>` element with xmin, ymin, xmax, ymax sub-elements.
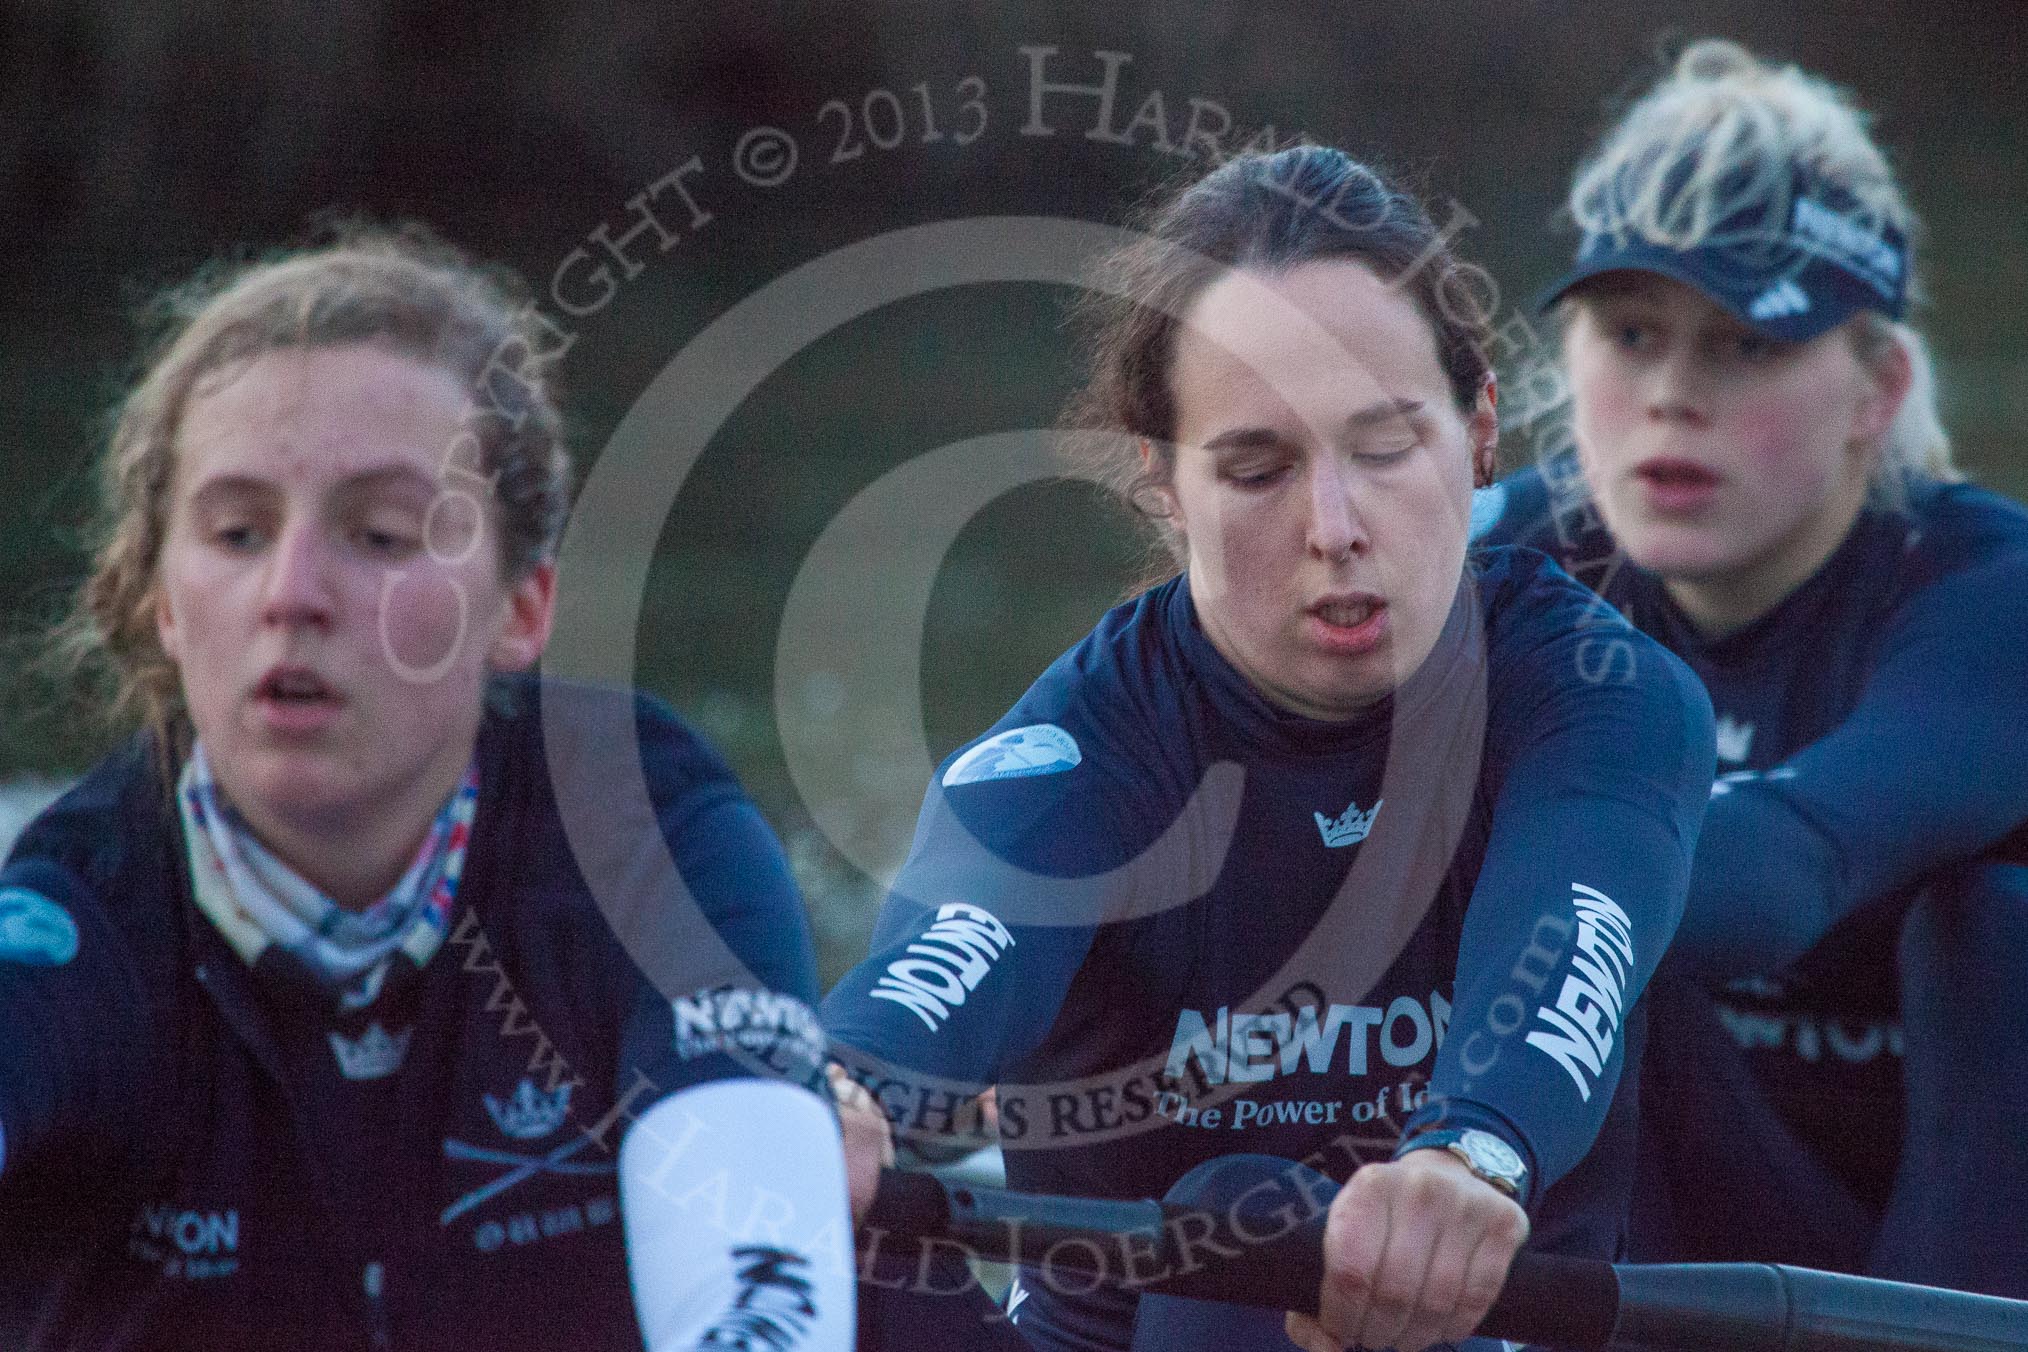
<box><xmin>1312</xmin><ymin>598</ymin><xmax>1383</xmax><ymax>628</ymax></box>
<box><xmin>256</xmin><ymin>667</ymin><xmax>340</xmax><ymax>704</ymax></box>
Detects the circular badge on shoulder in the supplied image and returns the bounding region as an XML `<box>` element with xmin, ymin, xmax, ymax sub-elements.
<box><xmin>0</xmin><ymin>885</ymin><xmax>80</xmax><ymax>967</ymax></box>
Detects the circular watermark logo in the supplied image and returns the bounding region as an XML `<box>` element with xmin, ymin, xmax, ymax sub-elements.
<box><xmin>463</xmin><ymin>39</ymin><xmax>1623</xmax><ymax>1211</ymax></box>
<box><xmin>314</xmin><ymin>41</ymin><xmax>1672</xmax><ymax>1317</ymax></box>
<box><xmin>539</xmin><ymin>204</ymin><xmax>1510</xmax><ymax>1143</ymax></box>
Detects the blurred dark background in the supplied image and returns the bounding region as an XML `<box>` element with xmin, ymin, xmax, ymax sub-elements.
<box><xmin>3</xmin><ymin>1</ymin><xmax>2022</xmax><ymax>979</ymax></box>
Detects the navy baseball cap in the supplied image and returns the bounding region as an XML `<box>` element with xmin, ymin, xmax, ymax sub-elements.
<box><xmin>1536</xmin><ymin>161</ymin><xmax>1909</xmax><ymax>342</ymax></box>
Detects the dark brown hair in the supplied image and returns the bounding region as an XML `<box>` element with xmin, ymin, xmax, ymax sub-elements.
<box><xmin>1066</xmin><ymin>145</ymin><xmax>1494</xmax><ymax>562</ymax></box>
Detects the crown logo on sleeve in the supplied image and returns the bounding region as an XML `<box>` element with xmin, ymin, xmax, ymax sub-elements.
<box><xmin>484</xmin><ymin>1078</ymin><xmax>574</xmax><ymax>1141</ymax></box>
<box><xmin>1313</xmin><ymin>798</ymin><xmax>1383</xmax><ymax>849</ymax></box>
<box><xmin>328</xmin><ymin>1022</ymin><xmax>414</xmax><ymax>1081</ymax></box>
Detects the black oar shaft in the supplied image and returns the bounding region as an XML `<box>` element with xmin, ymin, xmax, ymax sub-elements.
<box><xmin>877</xmin><ymin>1171</ymin><xmax>1621</xmax><ymax>1349</ymax></box>
<box><xmin>866</xmin><ymin>1170</ymin><xmax>2028</xmax><ymax>1352</ymax></box>
<box><xmin>1614</xmin><ymin>1264</ymin><xmax>2028</xmax><ymax>1352</ymax></box>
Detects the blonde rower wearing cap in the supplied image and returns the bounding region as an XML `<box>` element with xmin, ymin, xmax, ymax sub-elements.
<box><xmin>1475</xmin><ymin>39</ymin><xmax>2028</xmax><ymax>1295</ymax></box>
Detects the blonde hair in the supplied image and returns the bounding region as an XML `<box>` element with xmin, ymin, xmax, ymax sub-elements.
<box><xmin>56</xmin><ymin>225</ymin><xmax>574</xmax><ymax>745</ymax></box>
<box><xmin>1563</xmin><ymin>38</ymin><xmax>1957</xmax><ymax>491</ymax></box>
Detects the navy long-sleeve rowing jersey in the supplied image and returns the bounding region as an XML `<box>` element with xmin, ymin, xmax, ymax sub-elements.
<box><xmin>0</xmin><ymin>677</ymin><xmax>829</xmax><ymax>1352</ymax></box>
<box><xmin>1472</xmin><ymin>461</ymin><xmax>2028</xmax><ymax>1279</ymax></box>
<box><xmin>1475</xmin><ymin>461</ymin><xmax>2028</xmax><ymax>979</ymax></box>
<box><xmin>826</xmin><ymin>548</ymin><xmax>1714</xmax><ymax>1350</ymax></box>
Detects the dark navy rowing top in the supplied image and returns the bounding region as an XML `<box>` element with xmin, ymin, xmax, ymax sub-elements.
<box><xmin>826</xmin><ymin>547</ymin><xmax>1714</xmax><ymax>1350</ymax></box>
<box><xmin>0</xmin><ymin>677</ymin><xmax>827</xmax><ymax>1351</ymax></box>
<box><xmin>1472</xmin><ymin>461</ymin><xmax>2028</xmax><ymax>1246</ymax></box>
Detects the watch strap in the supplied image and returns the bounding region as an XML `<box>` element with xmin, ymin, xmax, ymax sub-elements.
<box><xmin>1395</xmin><ymin>1127</ymin><xmax>1525</xmax><ymax>1198</ymax></box>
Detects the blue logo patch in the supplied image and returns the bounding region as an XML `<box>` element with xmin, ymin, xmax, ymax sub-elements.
<box><xmin>942</xmin><ymin>724</ymin><xmax>1082</xmax><ymax>787</ymax></box>
<box><xmin>1468</xmin><ymin>483</ymin><xmax>1508</xmax><ymax>542</ymax></box>
<box><xmin>0</xmin><ymin>886</ymin><xmax>79</xmax><ymax>967</ymax></box>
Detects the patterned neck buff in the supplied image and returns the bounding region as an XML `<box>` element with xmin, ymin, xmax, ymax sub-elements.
<box><xmin>177</xmin><ymin>741</ymin><xmax>478</xmax><ymax>995</ymax></box>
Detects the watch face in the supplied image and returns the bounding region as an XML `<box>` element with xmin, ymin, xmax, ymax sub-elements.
<box><xmin>1459</xmin><ymin>1129</ymin><xmax>1525</xmax><ymax>1180</ymax></box>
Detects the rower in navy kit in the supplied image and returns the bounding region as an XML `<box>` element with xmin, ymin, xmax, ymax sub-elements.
<box><xmin>1474</xmin><ymin>41</ymin><xmax>2028</xmax><ymax>1294</ymax></box>
<box><xmin>0</xmin><ymin>232</ymin><xmax>855</xmax><ymax>1349</ymax></box>
<box><xmin>827</xmin><ymin>146</ymin><xmax>1716</xmax><ymax>1352</ymax></box>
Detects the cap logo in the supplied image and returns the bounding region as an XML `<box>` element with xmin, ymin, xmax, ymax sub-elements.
<box><xmin>1747</xmin><ymin>280</ymin><xmax>1811</xmax><ymax>322</ymax></box>
<box><xmin>1790</xmin><ymin>197</ymin><xmax>1903</xmax><ymax>298</ymax></box>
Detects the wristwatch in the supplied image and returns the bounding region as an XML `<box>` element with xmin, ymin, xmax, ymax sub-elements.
<box><xmin>1397</xmin><ymin>1128</ymin><xmax>1527</xmax><ymax>1199</ymax></box>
